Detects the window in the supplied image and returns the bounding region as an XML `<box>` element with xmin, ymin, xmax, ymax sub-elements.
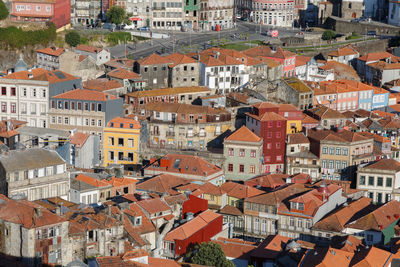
<box><xmin>10</xmin><ymin>103</ymin><xmax>16</xmax><ymax>113</ymax></box>
<box><xmin>359</xmin><ymin>175</ymin><xmax>365</xmax><ymax>185</ymax></box>
<box><xmin>228</xmin><ymin>148</ymin><xmax>234</xmax><ymax>156</ymax></box>
<box><xmin>250</xmin><ymin>150</ymin><xmax>256</xmax><ymax>158</ymax></box>
<box><xmin>91</xmin><ymin>119</ymin><xmax>95</xmax><ymax>126</ymax></box>
<box><xmin>10</xmin><ymin>87</ymin><xmax>15</xmax><ymax>96</ymax></box>
<box><xmin>97</xmin><ymin>120</ymin><xmax>102</xmax><ymax>127</ymax></box>
<box><xmin>1</xmin><ymin>102</ymin><xmax>6</xmax><ymax>113</ymax></box>
<box><xmin>377</xmin><ymin>193</ymin><xmax>382</xmax><ymax>203</ymax></box>
<box><xmin>250</xmin><ymin>165</ymin><xmax>255</xmax><ymax>174</ymax></box>
<box><xmin>109</xmin><ymin>151</ymin><xmax>114</xmax><ymax>160</ymax></box>
<box><xmin>118</xmin><ymin>152</ymin><xmax>124</xmax><ymax>160</ymax></box>
<box><xmin>276</xmin><ymin>132</ymin><xmax>281</xmax><ymax>138</ymax></box>
<box><xmin>239</xmin><ymin>149</ymin><xmax>245</xmax><ymax>157</ymax></box>
<box><xmin>1</xmin><ymin>87</ymin><xmax>5</xmax><ymax>95</ymax></box>
<box><xmin>329</xmin><ymin>147</ymin><xmax>334</xmax><ymax>155</ymax></box>
<box><xmin>377</xmin><ymin>177</ymin><xmax>383</xmax><ymax>186</ymax></box>
<box><xmin>118</xmin><ymin>138</ymin><xmax>124</xmax><ymax>146</ymax></box>
<box><xmin>322</xmin><ymin>146</ymin><xmax>328</xmax><ymax>154</ymax></box>
<box><xmin>336</xmin><ymin>148</ymin><xmax>341</xmax><ymax>155</ymax></box>
<box><xmin>84</xmin><ymin>103</ymin><xmax>89</xmax><ymax>111</ymax></box>
<box><xmin>239</xmin><ymin>164</ymin><xmax>244</xmax><ymax>173</ymax></box>
<box><xmin>228</xmin><ymin>164</ymin><xmax>233</xmax><ymax>172</ymax></box>
<box><xmin>368</xmin><ymin>176</ymin><xmax>374</xmax><ymax>186</ymax></box>
<box><xmin>64</xmin><ymin>117</ymin><xmax>69</xmax><ymax>125</ymax></box>
<box><xmin>108</xmin><ymin>137</ymin><xmax>114</xmax><ymax>146</ymax></box>
<box><xmin>276</xmin><ymin>143</ymin><xmax>280</xmax><ymax>149</ymax></box>
<box><xmin>386</xmin><ymin>178</ymin><xmax>392</xmax><ymax>187</ymax></box>
<box><xmin>343</xmin><ymin>148</ymin><xmax>348</xmax><ymax>155</ymax></box>
<box><xmin>329</xmin><ymin>160</ymin><xmax>334</xmax><ymax>169</ymax></box>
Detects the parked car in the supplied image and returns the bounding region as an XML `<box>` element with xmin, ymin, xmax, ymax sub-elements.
<box><xmin>138</xmin><ymin>26</ymin><xmax>149</xmax><ymax>31</ymax></box>
<box><xmin>367</xmin><ymin>30</ymin><xmax>377</xmax><ymax>36</ymax></box>
<box><xmin>122</xmin><ymin>23</ymin><xmax>136</xmax><ymax>30</ymax></box>
<box><xmin>351</xmin><ymin>18</ymin><xmax>360</xmax><ymax>23</ymax></box>
<box><xmin>103</xmin><ymin>23</ymin><xmax>116</xmax><ymax>31</ymax></box>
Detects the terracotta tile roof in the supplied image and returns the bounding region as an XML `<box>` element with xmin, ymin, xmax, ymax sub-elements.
<box><xmin>164</xmin><ymin>209</ymin><xmax>221</xmax><ymax>241</ymax></box>
<box><xmin>52</xmin><ymin>89</ymin><xmax>117</xmax><ymax>101</ymax></box>
<box><xmin>287</xmin><ymin>132</ymin><xmax>309</xmax><ymax>144</ymax></box>
<box><xmin>367</xmin><ymin>61</ymin><xmax>400</xmax><ymax>70</ymax></box>
<box><xmin>78</xmin><ymin>55</ymin><xmax>87</xmax><ymax>62</ymax></box>
<box><xmin>36</xmin><ymin>47</ymin><xmax>64</xmax><ymax>56</ymax></box>
<box><xmin>105</xmin><ymin>177</ymin><xmax>137</xmax><ymax>188</ymax></box>
<box><xmin>199</xmin><ymin>182</ymin><xmax>225</xmax><ymax>196</ymax></box>
<box><xmin>164</xmin><ymin>53</ymin><xmax>198</xmax><ymax>67</ymax></box>
<box><xmin>307</xmin><ymin>105</ymin><xmax>346</xmax><ymax>120</ymax></box>
<box><xmin>224</xmin><ymin>125</ymin><xmax>261</xmax><ymax>143</ymax></box>
<box><xmin>227</xmin><ymin>92</ymin><xmax>249</xmax><ymax>104</ymax></box>
<box><xmin>213</xmin><ymin>237</ymin><xmax>256</xmax><ymax>259</ymax></box>
<box><xmin>295</xmin><ymin>55</ymin><xmax>312</xmax><ymax>66</ymax></box>
<box><xmin>0</xmin><ymin>194</ymin><xmax>66</xmax><ymax>229</ymax></box>
<box><xmin>361</xmin><ymin>158</ymin><xmax>400</xmax><ymax>171</ymax></box>
<box><xmin>302</xmin><ymin>114</ymin><xmax>319</xmax><ymax>124</ymax></box>
<box><xmin>121</xmin><ymin>203</ymin><xmax>155</xmax><ymax>234</ymax></box>
<box><xmin>358</xmin><ymin>51</ymin><xmax>399</xmax><ymax>62</ymax></box>
<box><xmin>331</xmin><ymin>235</ymin><xmax>364</xmax><ymax>253</ymax></box>
<box><xmin>372</xmin><ymin>109</ymin><xmax>395</xmax><ymax>118</ymax></box>
<box><xmin>144</xmin><ymin>101</ymin><xmax>230</xmax><ymax>115</ymax></box>
<box><xmin>75</xmin><ymin>174</ymin><xmax>111</xmax><ymax>188</ymax></box>
<box><xmin>359</xmin><ymin>131</ymin><xmax>391</xmax><ymax>143</ymax></box>
<box><xmin>351</xmin><ymin>246</ymin><xmax>392</xmax><ymax>267</ymax></box>
<box><xmin>312</xmin><ymin>197</ymin><xmax>372</xmax><ymax>232</ymax></box>
<box><xmin>83</xmin><ymin>78</ymin><xmax>123</xmax><ymax>92</ymax></box>
<box><xmin>126</xmin><ymin>86</ymin><xmax>210</xmax><ymax>98</ymax></box>
<box><xmin>250</xmin><ymin>235</ymin><xmax>290</xmax><ymax>259</ymax></box>
<box><xmin>198</xmin><ymin>53</ymin><xmax>242</xmax><ymax>66</ymax></box>
<box><xmin>285</xmin><ymin>77</ymin><xmax>313</xmax><ymax>93</ymax></box>
<box><xmin>319</xmin><ymin>61</ymin><xmax>360</xmax><ymax>80</ymax></box>
<box><xmin>328</xmin><ymin>45</ymin><xmax>359</xmax><ymax>57</ymax></box>
<box><xmin>107</xmin><ymin>68</ymin><xmax>142</xmax><ymax>80</ymax></box>
<box><xmin>146</xmin><ymin>153</ymin><xmax>222</xmax><ymax>177</ymax></box>
<box><xmin>137</xmin><ymin>198</ymin><xmax>171</xmax><ymax>214</ymax></box>
<box><xmin>70</xmin><ymin>132</ymin><xmax>89</xmax><ymax>147</ymax></box>
<box><xmin>76</xmin><ymin>44</ymin><xmax>104</xmax><ymax>53</ymax></box>
<box><xmin>66</xmin><ymin>206</ymin><xmax>122</xmax><ymax>231</ymax></box>
<box><xmin>299</xmin><ymin>246</ymin><xmax>353</xmax><ymax>267</ymax></box>
<box><xmin>246</xmin><ymin>111</ymin><xmax>287</xmax><ymax>122</ymax></box>
<box><xmin>164</xmin><ymin>193</ymin><xmax>187</xmax><ymax>206</ymax></box>
<box><xmin>219</xmin><ymin>205</ymin><xmax>243</xmax><ymax>216</ymax></box>
<box><xmin>136</xmin><ymin>54</ymin><xmax>173</xmax><ymax>65</ymax></box>
<box><xmin>245</xmin><ymin>184</ymin><xmax>310</xmax><ymax>206</ymax></box>
<box><xmin>136</xmin><ymin>173</ymin><xmax>190</xmax><ymax>194</ymax></box>
<box><xmin>106</xmin><ymin>117</ymin><xmax>141</xmax><ymax>129</ymax></box>
<box><xmin>104</xmin><ymin>58</ymin><xmax>135</xmax><ymax>69</ymax></box>
<box><xmin>244</xmin><ymin>46</ymin><xmax>296</xmax><ymax>59</ymax></box>
<box><xmin>245</xmin><ymin>173</ymin><xmax>288</xmax><ymax>189</ymax></box>
<box><xmin>254</xmin><ymin>56</ymin><xmax>282</xmax><ymax>67</ymax></box>
<box><xmin>345</xmin><ymin>200</ymin><xmax>400</xmax><ymax>231</ymax></box>
<box><xmin>221</xmin><ymin>181</ymin><xmax>264</xmax><ymax>199</ymax></box>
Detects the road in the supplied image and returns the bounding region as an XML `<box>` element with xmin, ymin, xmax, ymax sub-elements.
<box><xmin>107</xmin><ymin>21</ymin><xmax>302</xmax><ymax>59</ymax></box>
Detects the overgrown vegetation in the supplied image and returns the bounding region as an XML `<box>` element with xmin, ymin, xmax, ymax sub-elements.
<box><xmin>185</xmin><ymin>242</ymin><xmax>235</xmax><ymax>267</ymax></box>
<box><xmin>346</xmin><ymin>32</ymin><xmax>361</xmax><ymax>40</ymax></box>
<box><xmin>0</xmin><ymin>22</ymin><xmax>56</xmax><ymax>49</ymax></box>
<box><xmin>0</xmin><ymin>0</ymin><xmax>8</xmax><ymax>20</ymax></box>
<box><xmin>106</xmin><ymin>32</ymin><xmax>132</xmax><ymax>46</ymax></box>
<box><xmin>65</xmin><ymin>30</ymin><xmax>81</xmax><ymax>47</ymax></box>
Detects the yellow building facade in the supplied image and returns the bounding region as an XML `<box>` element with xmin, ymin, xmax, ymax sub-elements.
<box><xmin>104</xmin><ymin>117</ymin><xmax>141</xmax><ymax>166</ymax></box>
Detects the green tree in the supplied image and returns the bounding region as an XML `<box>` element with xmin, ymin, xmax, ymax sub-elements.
<box><xmin>322</xmin><ymin>30</ymin><xmax>336</xmax><ymax>41</ymax></box>
<box><xmin>185</xmin><ymin>242</ymin><xmax>235</xmax><ymax>267</ymax></box>
<box><xmin>0</xmin><ymin>0</ymin><xmax>9</xmax><ymax>20</ymax></box>
<box><xmin>106</xmin><ymin>6</ymin><xmax>126</xmax><ymax>26</ymax></box>
<box><xmin>65</xmin><ymin>31</ymin><xmax>81</xmax><ymax>47</ymax></box>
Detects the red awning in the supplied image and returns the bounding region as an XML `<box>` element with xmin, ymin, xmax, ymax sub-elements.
<box><xmin>129</xmin><ymin>17</ymin><xmax>142</xmax><ymax>21</ymax></box>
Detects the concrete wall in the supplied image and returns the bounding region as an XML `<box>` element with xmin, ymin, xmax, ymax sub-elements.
<box><xmin>325</xmin><ymin>16</ymin><xmax>400</xmax><ymax>35</ymax></box>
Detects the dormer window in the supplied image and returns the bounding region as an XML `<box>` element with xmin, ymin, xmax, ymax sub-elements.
<box><xmin>298</xmin><ymin>203</ymin><xmax>304</xmax><ymax>211</ymax></box>
<box><xmin>135</xmin><ymin>216</ymin><xmax>142</xmax><ymax>226</ymax></box>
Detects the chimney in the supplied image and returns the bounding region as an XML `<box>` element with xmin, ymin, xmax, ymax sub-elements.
<box><xmin>35</xmin><ymin>207</ymin><xmax>42</xmax><ymax>218</ymax></box>
<box><xmin>55</xmin><ymin>207</ymin><xmax>61</xmax><ymax>215</ymax></box>
<box><xmin>216</xmin><ymin>52</ymin><xmax>220</xmax><ymax>59</ymax></box>
<box><xmin>186</xmin><ymin>212</ymin><xmax>194</xmax><ymax>221</ymax></box>
<box><xmin>28</xmin><ymin>73</ymin><xmax>33</xmax><ymax>79</ymax></box>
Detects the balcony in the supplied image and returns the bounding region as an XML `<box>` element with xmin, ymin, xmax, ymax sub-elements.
<box><xmin>153</xmin><ymin>6</ymin><xmax>166</xmax><ymax>10</ymax></box>
<box><xmin>199</xmin><ymin>132</ymin><xmax>206</xmax><ymax>137</ymax></box>
<box><xmin>150</xmin><ymin>131</ymin><xmax>160</xmax><ymax>136</ymax></box>
<box><xmin>166</xmin><ymin>131</ymin><xmax>175</xmax><ymax>137</ymax></box>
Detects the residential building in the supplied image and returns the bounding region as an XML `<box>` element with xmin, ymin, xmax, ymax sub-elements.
<box><xmin>219</xmin><ymin>205</ymin><xmax>245</xmax><ymax>237</ymax></box>
<box><xmin>344</xmin><ymin>200</ymin><xmax>400</xmax><ymax>245</ymax></box>
<box><xmin>285</xmin><ymin>133</ymin><xmax>320</xmax><ymax>180</ymax></box>
<box><xmin>70</xmin><ymin>173</ymin><xmax>113</xmax><ymax>204</ymax></box>
<box><xmin>355</xmin><ymin>51</ymin><xmax>400</xmax><ymax>80</ymax></box>
<box><xmin>58</xmin><ymin>50</ymin><xmax>103</xmax><ymax>81</ymax></box>
<box><xmin>136</xmin><ymin>173</ymin><xmax>190</xmax><ymax>195</ymax></box>
<box><xmin>48</xmin><ymin>89</ymin><xmax>123</xmax><ymax>157</ymax></box>
<box><xmin>136</xmin><ymin>197</ymin><xmax>174</xmax><ymax>229</ymax></box>
<box><xmin>0</xmin><ymin>148</ymin><xmax>69</xmax><ymax>201</ymax></box>
<box><xmin>277</xmin><ymin>77</ymin><xmax>314</xmax><ymax>110</ymax></box>
<box><xmin>224</xmin><ymin>126</ymin><xmax>263</xmax><ymax>181</ymax></box>
<box><xmin>70</xmin><ymin>131</ymin><xmax>100</xmax><ymax>168</ymax></box>
<box><xmin>104</xmin><ymin>117</ymin><xmax>141</xmax><ymax>167</ymax></box>
<box><xmin>75</xmin><ymin>45</ymin><xmax>111</xmax><ymax>66</ymax></box>
<box><xmin>176</xmin><ymin>182</ymin><xmax>227</xmax><ymax>210</ymax></box>
<box><xmin>221</xmin><ymin>181</ymin><xmax>264</xmax><ymax>209</ymax></box>
<box><xmin>244</xmin><ymin>46</ymin><xmax>296</xmax><ymax>78</ymax></box>
<box><xmin>72</xmin><ymin>0</ymin><xmax>101</xmax><ymax>25</ymax></box>
<box><xmin>356</xmin><ymin>159</ymin><xmax>400</xmax><ymax>204</ymax></box>
<box><xmin>134</xmin><ymin>54</ymin><xmax>173</xmax><ymax>89</ymax></box>
<box><xmin>104</xmin><ymin>58</ymin><xmax>135</xmax><ymax>73</ymax></box>
<box><xmin>143</xmin><ymin>102</ymin><xmax>233</xmax><ymax>151</ymax></box>
<box><xmin>243</xmin><ymin>184</ymin><xmax>311</xmax><ymax>239</ymax></box>
<box><xmin>327</xmin><ymin>45</ymin><xmax>359</xmax><ymax>65</ymax></box>
<box><xmin>246</xmin><ymin>103</ymin><xmax>287</xmax><ymax>174</ymax></box>
<box><xmin>11</xmin><ymin>0</ymin><xmax>71</xmax><ymax>28</ymax></box>
<box><xmin>163</xmin><ymin>209</ymin><xmax>223</xmax><ymax>258</ymax></box>
<box><xmin>125</xmin><ymin>86</ymin><xmax>211</xmax><ymax>113</ymax></box>
<box><xmin>199</xmin><ymin>0</ymin><xmax>234</xmax><ymax>30</ymax></box>
<box><xmin>250</xmin><ymin>0</ymin><xmax>295</xmax><ymax>27</ymax></box>
<box><xmin>305</xmin><ymin>105</ymin><xmax>347</xmax><ymax>129</ymax></box>
<box><xmin>83</xmin><ymin>78</ymin><xmax>125</xmax><ymax>96</ymax></box>
<box><xmin>183</xmin><ymin>0</ymin><xmax>199</xmax><ymax>30</ymax></box>
<box><xmin>106</xmin><ymin>68</ymin><xmax>146</xmax><ymax>93</ymax></box>
<box><xmin>0</xmin><ymin>194</ymin><xmax>70</xmax><ymax>266</ymax></box>
<box><xmin>296</xmin><ymin>58</ymin><xmax>335</xmax><ymax>82</ymax></box>
<box><xmin>277</xmin><ymin>183</ymin><xmax>346</xmax><ymax>240</ymax></box>
<box><xmin>64</xmin><ymin>206</ymin><xmax>125</xmax><ymax>257</ymax></box>
<box><xmin>165</xmin><ymin>53</ymin><xmax>200</xmax><ymax>88</ymax></box>
<box><xmin>389</xmin><ymin>0</ymin><xmax>400</xmax><ymax>26</ymax></box>
<box><xmin>213</xmin><ymin>238</ymin><xmax>256</xmax><ymax>267</ymax></box>
<box><xmin>145</xmin><ymin>153</ymin><xmax>225</xmax><ymax>185</ymax></box>
<box><xmin>36</xmin><ymin>47</ymin><xmax>65</xmax><ymax>71</ymax></box>
<box><xmin>197</xmin><ymin>51</ymin><xmax>249</xmax><ymax>94</ymax></box>
<box><xmin>0</xmin><ymin>67</ymin><xmax>81</xmax><ymax>128</ymax></box>
<box><xmin>308</xmin><ymin>128</ymin><xmax>374</xmax><ymax>180</ymax></box>
<box><xmin>95</xmin><ymin>251</ymin><xmax>180</xmax><ymax>266</ymax></box>
<box><xmin>124</xmin><ymin>0</ymin><xmax>151</xmax><ymax>28</ymax></box>
<box><xmin>372</xmin><ymin>87</ymin><xmax>390</xmax><ymax>109</ymax></box>
<box><xmin>365</xmin><ymin>61</ymin><xmax>400</xmax><ymax>87</ymax></box>
<box><xmin>151</xmin><ymin>0</ymin><xmax>184</xmax><ymax>30</ymax></box>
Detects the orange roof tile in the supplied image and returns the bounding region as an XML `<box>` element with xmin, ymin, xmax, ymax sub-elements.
<box><xmin>106</xmin><ymin>117</ymin><xmax>141</xmax><ymax>129</ymax></box>
<box><xmin>76</xmin><ymin>44</ymin><xmax>104</xmax><ymax>53</ymax></box>
<box><xmin>136</xmin><ymin>54</ymin><xmax>173</xmax><ymax>65</ymax></box>
<box><xmin>296</xmin><ymin>55</ymin><xmax>311</xmax><ymax>67</ymax></box>
<box><xmin>225</xmin><ymin>126</ymin><xmax>261</xmax><ymax>143</ymax></box>
<box><xmin>164</xmin><ymin>53</ymin><xmax>198</xmax><ymax>67</ymax></box>
<box><xmin>83</xmin><ymin>78</ymin><xmax>123</xmax><ymax>92</ymax></box>
<box><xmin>137</xmin><ymin>198</ymin><xmax>171</xmax><ymax>214</ymax></box>
<box><xmin>221</xmin><ymin>181</ymin><xmax>264</xmax><ymax>199</ymax></box>
<box><xmin>52</xmin><ymin>89</ymin><xmax>117</xmax><ymax>101</ymax></box>
<box><xmin>70</xmin><ymin>132</ymin><xmax>89</xmax><ymax>147</ymax></box>
<box><xmin>136</xmin><ymin>173</ymin><xmax>190</xmax><ymax>194</ymax></box>
<box><xmin>36</xmin><ymin>47</ymin><xmax>64</xmax><ymax>56</ymax></box>
<box><xmin>107</xmin><ymin>68</ymin><xmax>142</xmax><ymax>80</ymax></box>
<box><xmin>75</xmin><ymin>174</ymin><xmax>111</xmax><ymax>188</ymax></box>
<box><xmin>358</xmin><ymin>51</ymin><xmax>399</xmax><ymax>62</ymax></box>
<box><xmin>213</xmin><ymin>237</ymin><xmax>256</xmax><ymax>259</ymax></box>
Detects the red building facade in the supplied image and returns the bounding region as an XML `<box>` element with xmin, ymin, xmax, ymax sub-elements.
<box><xmin>182</xmin><ymin>194</ymin><xmax>208</xmax><ymax>217</ymax></box>
<box><xmin>246</xmin><ymin>103</ymin><xmax>287</xmax><ymax>174</ymax></box>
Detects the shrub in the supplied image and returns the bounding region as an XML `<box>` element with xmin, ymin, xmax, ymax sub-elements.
<box><xmin>65</xmin><ymin>31</ymin><xmax>81</xmax><ymax>47</ymax></box>
<box><xmin>0</xmin><ymin>0</ymin><xmax>9</xmax><ymax>20</ymax></box>
<box><xmin>322</xmin><ymin>30</ymin><xmax>336</xmax><ymax>41</ymax></box>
